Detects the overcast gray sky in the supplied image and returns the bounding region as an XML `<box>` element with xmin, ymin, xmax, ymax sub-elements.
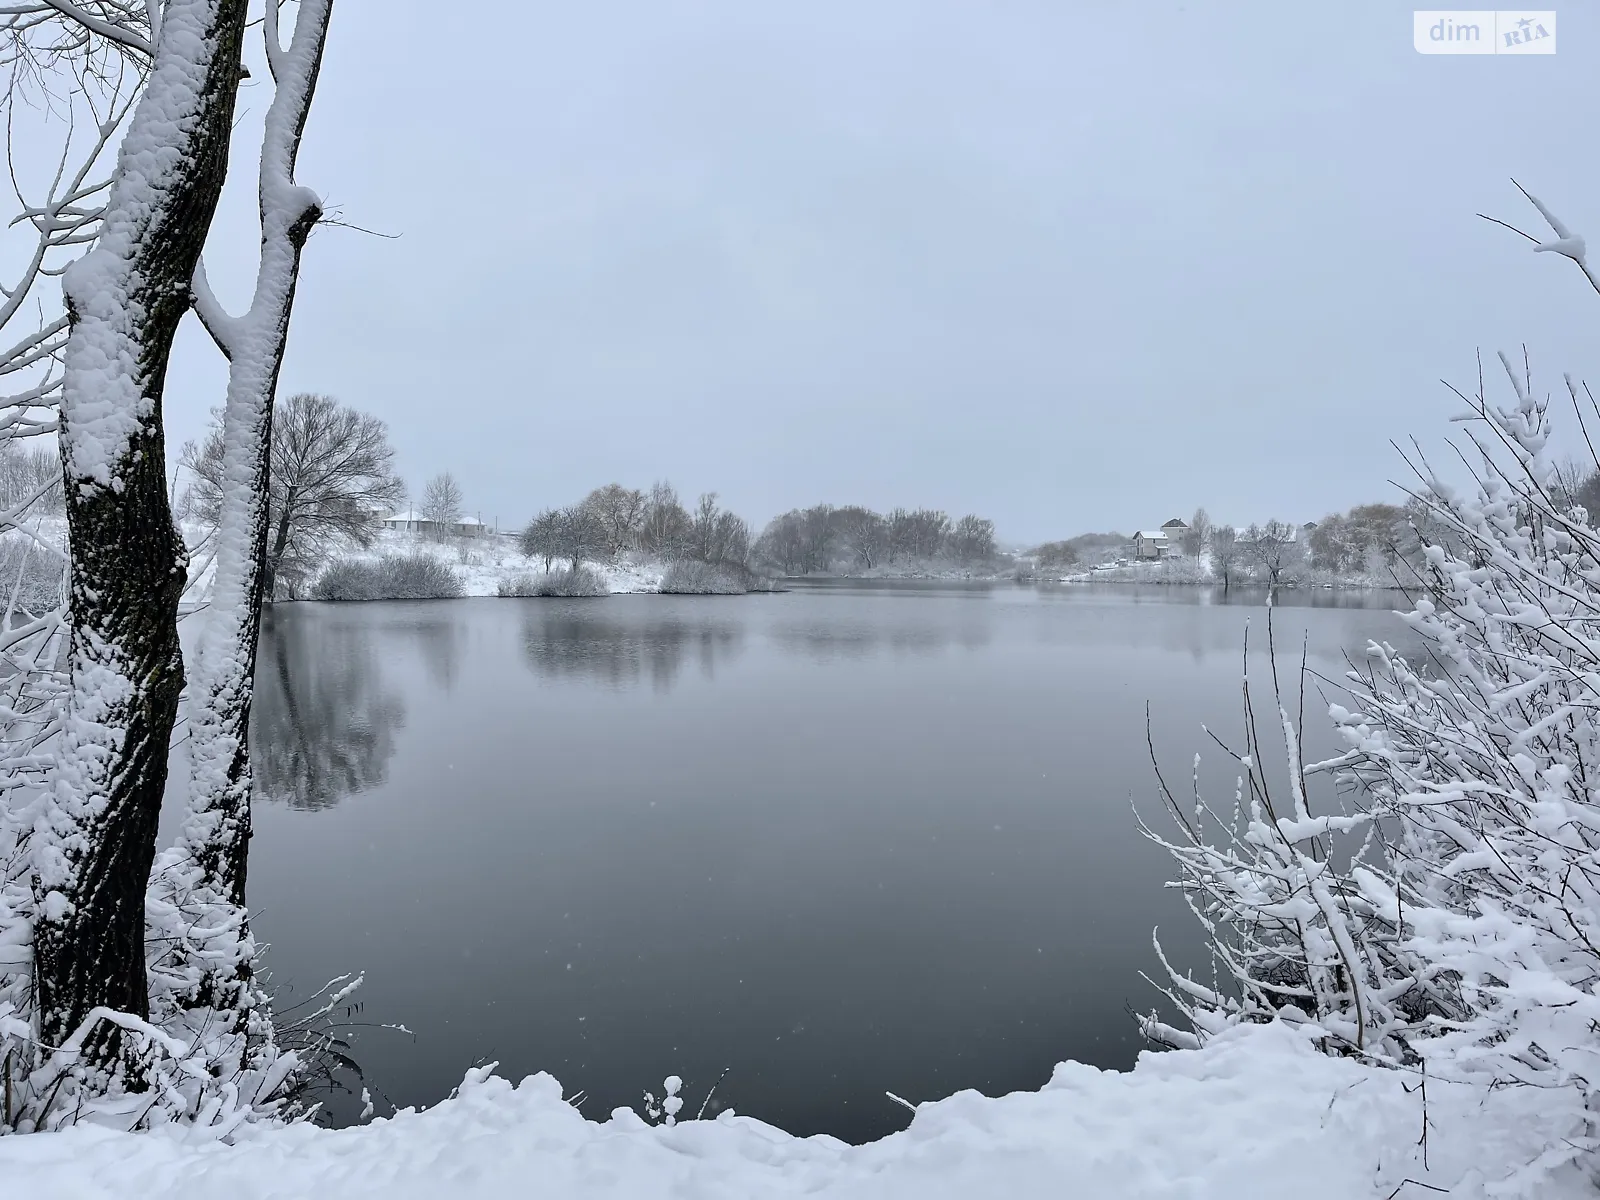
<box><xmin>166</xmin><ymin>0</ymin><xmax>1599</xmax><ymax>545</ymax></box>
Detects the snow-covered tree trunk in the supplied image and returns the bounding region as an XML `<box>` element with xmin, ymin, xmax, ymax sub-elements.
<box><xmin>163</xmin><ymin>0</ymin><xmax>330</xmax><ymax>1025</ymax></box>
<box><xmin>31</xmin><ymin>0</ymin><xmax>248</xmax><ymax>1071</ymax></box>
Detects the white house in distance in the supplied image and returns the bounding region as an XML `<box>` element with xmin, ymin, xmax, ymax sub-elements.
<box><xmin>382</xmin><ymin>509</ymin><xmax>487</xmax><ymax>538</ymax></box>
<box><xmin>1133</xmin><ymin>517</ymin><xmax>1189</xmax><ymax>560</ymax></box>
<box><xmin>382</xmin><ymin>508</ymin><xmax>428</xmax><ymax>534</ymax></box>
<box><xmin>1132</xmin><ymin>529</ymin><xmax>1172</xmax><ymax>559</ymax></box>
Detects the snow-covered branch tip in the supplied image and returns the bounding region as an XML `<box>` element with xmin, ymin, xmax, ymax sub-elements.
<box><xmin>1478</xmin><ymin>180</ymin><xmax>1600</xmax><ymax>299</ymax></box>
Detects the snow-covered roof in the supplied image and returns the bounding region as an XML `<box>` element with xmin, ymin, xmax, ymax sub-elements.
<box><xmin>1134</xmin><ymin>530</ymin><xmax>1170</xmax><ymax>540</ymax></box>
<box><xmin>458</xmin><ymin>515</ymin><xmax>485</xmax><ymax>526</ymax></box>
<box><xmin>384</xmin><ymin>509</ymin><xmax>427</xmax><ymax>522</ymax></box>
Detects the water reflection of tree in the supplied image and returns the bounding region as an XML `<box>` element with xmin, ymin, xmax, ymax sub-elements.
<box><xmin>406</xmin><ymin>616</ymin><xmax>464</xmax><ymax>692</ymax></box>
<box><xmin>768</xmin><ymin>619</ymin><xmax>991</xmax><ymax>663</ymax></box>
<box><xmin>520</xmin><ymin>610</ymin><xmax>744</xmax><ymax>692</ymax></box>
<box><xmin>251</xmin><ymin>614</ymin><xmax>406</xmax><ymax>810</ymax></box>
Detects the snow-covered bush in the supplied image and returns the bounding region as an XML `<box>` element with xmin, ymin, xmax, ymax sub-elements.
<box><xmin>1137</xmin><ymin>612</ymin><xmax>1452</xmax><ymax>1063</ymax></box>
<box><xmin>495</xmin><ymin>566</ymin><xmax>608</xmax><ymax>597</ymax></box>
<box><xmin>641</xmin><ymin>1075</ymin><xmax>684</xmax><ymax>1127</ymax></box>
<box><xmin>659</xmin><ymin>560</ymin><xmax>750</xmax><ymax>594</ymax></box>
<box><xmin>496</xmin><ymin>572</ymin><xmax>542</xmax><ymax>597</ymax></box>
<box><xmin>1144</xmin><ymin>351</ymin><xmax>1600</xmax><ymax>1183</ymax></box>
<box><xmin>1144</xmin><ymin>192</ymin><xmax>1600</xmax><ymax>1186</ymax></box>
<box><xmin>312</xmin><ymin>554</ymin><xmax>464</xmax><ymax>601</ymax></box>
<box><xmin>658</xmin><ymin>560</ymin><xmax>781</xmax><ymax>594</ymax></box>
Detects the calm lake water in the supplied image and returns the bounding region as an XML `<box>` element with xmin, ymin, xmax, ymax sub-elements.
<box><xmin>239</xmin><ymin>581</ymin><xmax>1417</xmax><ymax>1141</ymax></box>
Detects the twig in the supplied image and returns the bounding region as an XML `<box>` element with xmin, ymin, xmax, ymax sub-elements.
<box><xmin>696</xmin><ymin>1066</ymin><xmax>730</xmax><ymax>1120</ymax></box>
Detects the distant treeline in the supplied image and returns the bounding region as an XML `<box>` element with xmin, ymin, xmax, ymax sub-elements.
<box><xmin>519</xmin><ymin>485</ymin><xmax>999</xmax><ymax>577</ymax></box>
<box><xmin>754</xmin><ymin>505</ymin><xmax>997</xmax><ymax>574</ymax></box>
<box><xmin>1030</xmin><ymin>498</ymin><xmax>1466</xmax><ymax>587</ymax></box>
<box><xmin>1030</xmin><ymin>532</ymin><xmax>1123</xmax><ymax>571</ymax></box>
<box><xmin>520</xmin><ymin>483</ymin><xmax>753</xmax><ymax>571</ymax></box>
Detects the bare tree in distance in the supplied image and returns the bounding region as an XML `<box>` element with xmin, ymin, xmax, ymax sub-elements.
<box><xmin>836</xmin><ymin>505</ymin><xmax>887</xmax><ymax>569</ymax></box>
<box><xmin>799</xmin><ymin>503</ymin><xmax>837</xmax><ymax>572</ymax></box>
<box><xmin>585</xmin><ymin>483</ymin><xmax>646</xmax><ymax>559</ymax></box>
<box><xmin>684</xmin><ymin>492</ymin><xmax>750</xmax><ymax>564</ymax></box>
<box><xmin>1031</xmin><ymin>540</ymin><xmax>1081</xmax><ymax>572</ymax></box>
<box><xmin>1209</xmin><ymin>525</ymin><xmax>1241</xmax><ymax>592</ymax></box>
<box><xmin>182</xmin><ymin>393</ymin><xmax>405</xmax><ymax>600</ymax></box>
<box><xmin>420</xmin><ymin>471</ymin><xmax>465</xmax><ymax>538</ymax></box>
<box><xmin>756</xmin><ymin>510</ymin><xmax>806</xmax><ymax>574</ymax></box>
<box><xmin>949</xmin><ymin>514</ymin><xmax>996</xmax><ymax>566</ymax></box>
<box><xmin>1571</xmin><ymin>465</ymin><xmax>1600</xmax><ymax>520</ymax></box>
<box><xmin>555</xmin><ymin>503</ymin><xmax>606</xmax><ymax>570</ymax></box>
<box><xmin>521</xmin><ymin>508</ymin><xmax>563</xmax><ymax>572</ymax></box>
<box><xmin>0</xmin><ymin>441</ymin><xmax>63</xmax><ymax>512</ymax></box>
<box><xmin>887</xmin><ymin>507</ymin><xmax>950</xmax><ymax>561</ymax></box>
<box><xmin>712</xmin><ymin>510</ymin><xmax>751</xmax><ymax>565</ymax></box>
<box><xmin>1181</xmin><ymin>507</ymin><xmax>1211</xmax><ymax>557</ymax></box>
<box><xmin>690</xmin><ymin>492</ymin><xmax>721</xmax><ymax>562</ymax></box>
<box><xmin>1242</xmin><ymin>519</ymin><xmax>1299</xmax><ymax>587</ymax></box>
<box><xmin>639</xmin><ymin>480</ymin><xmax>691</xmax><ymax>559</ymax></box>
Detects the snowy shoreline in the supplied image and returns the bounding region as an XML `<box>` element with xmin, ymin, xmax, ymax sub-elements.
<box><xmin>1053</xmin><ymin>575</ymin><xmax>1411</xmax><ymax>591</ymax></box>
<box><xmin>1</xmin><ymin>1021</ymin><xmax>1583</xmax><ymax>1198</ymax></box>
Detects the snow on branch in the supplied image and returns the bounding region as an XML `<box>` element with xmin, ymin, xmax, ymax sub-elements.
<box><xmin>1143</xmin><ymin>339</ymin><xmax>1600</xmax><ymax>1191</ymax></box>
<box><xmin>1480</xmin><ymin>181</ymin><xmax>1600</xmax><ymax>300</ymax></box>
<box><xmin>36</xmin><ymin>0</ymin><xmax>152</xmax><ymax>57</ymax></box>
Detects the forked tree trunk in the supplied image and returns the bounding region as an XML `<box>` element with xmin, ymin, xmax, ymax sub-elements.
<box><xmin>33</xmin><ymin>0</ymin><xmax>250</xmax><ymax>1070</ymax></box>
<box><xmin>176</xmin><ymin>0</ymin><xmax>332</xmax><ymax>1020</ymax></box>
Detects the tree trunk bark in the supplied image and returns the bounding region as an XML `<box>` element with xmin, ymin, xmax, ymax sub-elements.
<box><xmin>176</xmin><ymin>1</ymin><xmax>331</xmax><ymax>1022</ymax></box>
<box><xmin>34</xmin><ymin>0</ymin><xmax>250</xmax><ymax>1071</ymax></box>
<box><xmin>262</xmin><ymin>490</ymin><xmax>296</xmax><ymax>605</ymax></box>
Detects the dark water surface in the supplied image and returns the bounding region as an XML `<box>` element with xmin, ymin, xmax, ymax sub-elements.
<box><xmin>241</xmin><ymin>582</ymin><xmax>1415</xmax><ymax>1140</ymax></box>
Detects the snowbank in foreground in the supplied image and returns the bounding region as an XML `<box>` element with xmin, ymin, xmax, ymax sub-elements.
<box><xmin>0</xmin><ymin>1023</ymin><xmax>1585</xmax><ymax>1199</ymax></box>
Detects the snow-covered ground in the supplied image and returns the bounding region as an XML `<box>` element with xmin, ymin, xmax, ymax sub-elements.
<box><xmin>0</xmin><ymin>1022</ymin><xmax>1583</xmax><ymax>1198</ymax></box>
<box><xmin>181</xmin><ymin>527</ymin><xmax>667</xmax><ymax>601</ymax></box>
<box><xmin>374</xmin><ymin>531</ymin><xmax>666</xmax><ymax>596</ymax></box>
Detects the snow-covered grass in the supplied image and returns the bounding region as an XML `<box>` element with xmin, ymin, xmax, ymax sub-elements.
<box><xmin>1060</xmin><ymin>557</ymin><xmax>1213</xmax><ymax>585</ymax></box>
<box><xmin>173</xmin><ymin>529</ymin><xmax>668</xmax><ymax>603</ymax></box>
<box><xmin>332</xmin><ymin>531</ymin><xmax>664</xmax><ymax>597</ymax></box>
<box><xmin>0</xmin><ymin>1021</ymin><xmax>1584</xmax><ymax>1198</ymax></box>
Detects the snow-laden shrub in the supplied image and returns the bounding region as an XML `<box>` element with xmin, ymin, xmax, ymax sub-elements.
<box><xmin>641</xmin><ymin>1075</ymin><xmax>684</xmax><ymax>1127</ymax></box>
<box><xmin>659</xmin><ymin>560</ymin><xmax>780</xmax><ymax>594</ymax></box>
<box><xmin>1137</xmin><ymin>613</ymin><xmax>1453</xmax><ymax>1064</ymax></box>
<box><xmin>496</xmin><ymin>567</ymin><xmax>605</xmax><ymax>597</ymax></box>
<box><xmin>522</xmin><ymin>566</ymin><xmax>607</xmax><ymax>597</ymax></box>
<box><xmin>496</xmin><ymin>572</ymin><xmax>542</xmax><ymax>597</ymax></box>
<box><xmin>659</xmin><ymin>560</ymin><xmax>748</xmax><ymax>594</ymax></box>
<box><xmin>312</xmin><ymin>554</ymin><xmax>464</xmax><ymax>601</ymax></box>
<box><xmin>1143</xmin><ymin>349</ymin><xmax>1600</xmax><ymax>1186</ymax></box>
